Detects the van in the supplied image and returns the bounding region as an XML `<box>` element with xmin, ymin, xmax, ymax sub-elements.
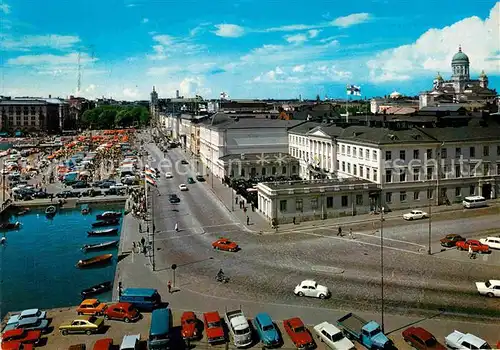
<box><xmin>148</xmin><ymin>308</ymin><xmax>172</xmax><ymax>349</ymax></box>
<box><xmin>119</xmin><ymin>288</ymin><xmax>162</xmax><ymax>311</ymax></box>
<box><xmin>462</xmin><ymin>196</ymin><xmax>487</xmax><ymax>209</ymax></box>
<box><xmin>120</xmin><ymin>334</ymin><xmax>140</xmax><ymax>350</ymax></box>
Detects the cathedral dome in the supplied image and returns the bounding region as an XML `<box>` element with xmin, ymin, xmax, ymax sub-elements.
<box><xmin>452</xmin><ymin>46</ymin><xmax>469</xmax><ymax>63</ymax></box>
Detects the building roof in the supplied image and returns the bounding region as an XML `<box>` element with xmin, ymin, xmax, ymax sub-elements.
<box><xmin>307</xmin><ymin>124</ymin><xmax>344</xmax><ymax>138</ymax></box>
<box><xmin>288</xmin><ymin>122</ymin><xmax>322</xmax><ymax>135</ymax></box>
<box><xmin>452</xmin><ymin>46</ymin><xmax>469</xmax><ymax>63</ymax></box>
<box><xmin>219</xmin><ymin>152</ymin><xmax>295</xmax><ymax>163</ymax></box>
<box><xmin>0</xmin><ymin>98</ymin><xmax>67</xmax><ymax>106</ymax></box>
<box><xmin>260</xmin><ymin>177</ymin><xmax>374</xmax><ymax>190</ymax></box>
<box><xmin>208</xmin><ymin>115</ymin><xmax>303</xmax><ymax>130</ymax></box>
<box><xmin>420</xmin><ymin>106</ymin><xmax>466</xmax><ymax>112</ymax></box>
<box><xmin>416</xmin><ymin>125</ymin><xmax>500</xmax><ymax>142</ymax></box>
<box><xmin>337</xmin><ymin>126</ymin><xmax>438</xmax><ymax>145</ymax></box>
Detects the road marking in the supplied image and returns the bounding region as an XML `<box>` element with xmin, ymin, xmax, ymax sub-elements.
<box><xmin>351</xmin><ymin>232</ymin><xmax>426</xmax><ymax>248</ymax></box>
<box><xmin>311</xmin><ymin>266</ymin><xmax>344</xmax><ymax>274</ymax></box>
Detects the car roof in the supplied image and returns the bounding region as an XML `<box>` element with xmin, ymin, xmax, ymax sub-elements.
<box><xmin>255</xmin><ymin>313</ymin><xmax>273</xmax><ymax>326</ymax></box>
<box><xmin>182</xmin><ymin>311</ymin><xmax>196</xmax><ymax>319</ymax></box>
<box><xmin>17</xmin><ymin>317</ymin><xmax>39</xmax><ymax>325</ymax></box>
<box><xmin>20</xmin><ymin>309</ymin><xmax>39</xmax><ymax>316</ymax></box>
<box><xmin>93</xmin><ymin>338</ymin><xmax>113</xmax><ymax>349</ymax></box>
<box><xmin>488</xmin><ymin>279</ymin><xmax>500</xmax><ymax>284</ymax></box>
<box><xmin>316</xmin><ymin>322</ymin><xmax>341</xmax><ymax>334</ymax></box>
<box><xmin>408</xmin><ymin>327</ymin><xmax>434</xmax><ymax>340</ymax></box>
<box><xmin>203</xmin><ymin>311</ymin><xmax>221</xmax><ymax>322</ymax></box>
<box><xmin>301</xmin><ymin>279</ymin><xmax>316</xmax><ymax>285</ymax></box>
<box><xmin>2</xmin><ymin>328</ymin><xmax>25</xmax><ymax>337</ymax></box>
<box><xmin>120</xmin><ymin>334</ymin><xmax>140</xmax><ymax>348</ymax></box>
<box><xmin>81</xmin><ymin>299</ymin><xmax>99</xmax><ymax>305</ymax></box>
<box><xmin>110</xmin><ymin>302</ymin><xmax>132</xmax><ymax>308</ymax></box>
<box><xmin>285</xmin><ymin>317</ymin><xmax>304</xmax><ymax>327</ymax></box>
<box><xmin>121</xmin><ymin>288</ymin><xmax>157</xmax><ymax>297</ymax></box>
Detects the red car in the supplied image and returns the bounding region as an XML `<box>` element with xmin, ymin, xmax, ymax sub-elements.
<box><xmin>1</xmin><ymin>343</ymin><xmax>34</xmax><ymax>350</ymax></box>
<box><xmin>1</xmin><ymin>329</ymin><xmax>42</xmax><ymax>345</ymax></box>
<box><xmin>456</xmin><ymin>239</ymin><xmax>490</xmax><ymax>253</ymax></box>
<box><xmin>203</xmin><ymin>311</ymin><xmax>225</xmax><ymax>344</ymax></box>
<box><xmin>283</xmin><ymin>317</ymin><xmax>315</xmax><ymax>349</ymax></box>
<box><xmin>104</xmin><ymin>302</ymin><xmax>140</xmax><ymax>323</ymax></box>
<box><xmin>402</xmin><ymin>327</ymin><xmax>446</xmax><ymax>350</ymax></box>
<box><xmin>212</xmin><ymin>238</ymin><xmax>239</xmax><ymax>252</ymax></box>
<box><xmin>181</xmin><ymin>311</ymin><xmax>200</xmax><ymax>340</ymax></box>
<box><xmin>92</xmin><ymin>338</ymin><xmax>113</xmax><ymax>350</ymax></box>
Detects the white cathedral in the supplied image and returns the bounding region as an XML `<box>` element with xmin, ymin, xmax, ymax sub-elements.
<box><xmin>419</xmin><ymin>46</ymin><xmax>497</xmax><ymax>108</ymax></box>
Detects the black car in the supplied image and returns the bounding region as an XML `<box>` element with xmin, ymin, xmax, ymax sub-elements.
<box><xmin>180</xmin><ymin>160</ymin><xmax>188</xmax><ymax>165</ymax></box>
<box><xmin>81</xmin><ymin>189</ymin><xmax>102</xmax><ymax>197</ymax></box>
<box><xmin>33</xmin><ymin>191</ymin><xmax>49</xmax><ymax>198</ymax></box>
<box><xmin>99</xmin><ymin>181</ymin><xmax>115</xmax><ymax>189</ymax></box>
<box><xmin>92</xmin><ymin>181</ymin><xmax>103</xmax><ymax>187</ymax></box>
<box><xmin>195</xmin><ymin>175</ymin><xmax>205</xmax><ymax>182</ymax></box>
<box><xmin>56</xmin><ymin>190</ymin><xmax>80</xmax><ymax>198</ymax></box>
<box><xmin>72</xmin><ymin>181</ymin><xmax>89</xmax><ymax>189</ymax></box>
<box><xmin>168</xmin><ymin>194</ymin><xmax>180</xmax><ymax>203</ymax></box>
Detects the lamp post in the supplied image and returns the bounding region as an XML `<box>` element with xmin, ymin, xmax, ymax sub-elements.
<box><xmin>428</xmin><ymin>192</ymin><xmax>432</xmax><ymax>255</ymax></box>
<box><xmin>380</xmin><ymin>206</ymin><xmax>385</xmax><ymax>333</ymax></box>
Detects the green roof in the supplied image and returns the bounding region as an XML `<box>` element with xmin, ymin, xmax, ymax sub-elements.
<box><xmin>452</xmin><ymin>47</ymin><xmax>469</xmax><ymax>63</ymax></box>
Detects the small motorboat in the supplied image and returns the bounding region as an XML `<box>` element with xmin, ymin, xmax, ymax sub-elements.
<box><xmin>81</xmin><ymin>204</ymin><xmax>91</xmax><ymax>215</ymax></box>
<box><xmin>96</xmin><ymin>211</ymin><xmax>122</xmax><ymax>220</ymax></box>
<box><xmin>80</xmin><ymin>281</ymin><xmax>112</xmax><ymax>299</ymax></box>
<box><xmin>91</xmin><ymin>219</ymin><xmax>119</xmax><ymax>228</ymax></box>
<box><xmin>76</xmin><ymin>254</ymin><xmax>113</xmax><ymax>268</ymax></box>
<box><xmin>87</xmin><ymin>228</ymin><xmax>119</xmax><ymax>236</ymax></box>
<box><xmin>82</xmin><ymin>240</ymin><xmax>119</xmax><ymax>251</ymax></box>
<box><xmin>45</xmin><ymin>206</ymin><xmax>57</xmax><ymax>217</ymax></box>
<box><xmin>1</xmin><ymin>236</ymin><xmax>5</xmax><ymax>244</ymax></box>
<box><xmin>15</xmin><ymin>208</ymin><xmax>30</xmax><ymax>216</ymax></box>
<box><xmin>0</xmin><ymin>222</ymin><xmax>21</xmax><ymax>230</ymax></box>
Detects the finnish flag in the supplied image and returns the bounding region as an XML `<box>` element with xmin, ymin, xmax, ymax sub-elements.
<box><xmin>346</xmin><ymin>85</ymin><xmax>361</xmax><ymax>96</ymax></box>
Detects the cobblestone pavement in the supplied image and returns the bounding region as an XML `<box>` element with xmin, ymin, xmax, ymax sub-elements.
<box><xmin>113</xmin><ymin>136</ymin><xmax>500</xmax><ymax>348</ymax></box>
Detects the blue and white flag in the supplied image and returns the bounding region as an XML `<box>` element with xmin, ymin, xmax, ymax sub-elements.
<box><xmin>220</xmin><ymin>92</ymin><xmax>228</xmax><ymax>100</ymax></box>
<box><xmin>346</xmin><ymin>85</ymin><xmax>361</xmax><ymax>96</ymax></box>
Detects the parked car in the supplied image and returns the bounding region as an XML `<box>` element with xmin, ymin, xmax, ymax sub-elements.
<box><xmin>456</xmin><ymin>239</ymin><xmax>491</xmax><ymax>253</ymax></box>
<box><xmin>283</xmin><ymin>317</ymin><xmax>315</xmax><ymax>349</ymax></box>
<box><xmin>479</xmin><ymin>237</ymin><xmax>500</xmax><ymax>249</ymax></box>
<box><xmin>179</xmin><ymin>184</ymin><xmax>188</xmax><ymax>191</ymax></box>
<box><xmin>104</xmin><ymin>302</ymin><xmax>140</xmax><ymax>322</ymax></box>
<box><xmin>92</xmin><ymin>338</ymin><xmax>113</xmax><ymax>350</ymax></box>
<box><xmin>440</xmin><ymin>234</ymin><xmax>466</xmax><ymax>247</ymax></box>
<box><xmin>1</xmin><ymin>329</ymin><xmax>42</xmax><ymax>345</ymax></box>
<box><xmin>68</xmin><ymin>345</ymin><xmax>86</xmax><ymax>350</ymax></box>
<box><xmin>15</xmin><ymin>317</ymin><xmax>49</xmax><ymax>333</ymax></box>
<box><xmin>77</xmin><ymin>299</ymin><xmax>107</xmax><ymax>316</ymax></box>
<box><xmin>56</xmin><ymin>191</ymin><xmax>80</xmax><ymax>198</ymax></box>
<box><xmin>120</xmin><ymin>334</ymin><xmax>140</xmax><ymax>350</ymax></box>
<box><xmin>475</xmin><ymin>279</ymin><xmax>500</xmax><ymax>297</ymax></box>
<box><xmin>402</xmin><ymin>327</ymin><xmax>446</xmax><ymax>350</ymax></box>
<box><xmin>313</xmin><ymin>321</ymin><xmax>355</xmax><ymax>350</ymax></box>
<box><xmin>403</xmin><ymin>210</ymin><xmax>428</xmax><ymax>220</ymax></box>
<box><xmin>181</xmin><ymin>311</ymin><xmax>200</xmax><ymax>340</ymax></box>
<box><xmin>8</xmin><ymin>309</ymin><xmax>47</xmax><ymax>324</ymax></box>
<box><xmin>445</xmin><ymin>331</ymin><xmax>490</xmax><ymax>350</ymax></box>
<box><xmin>59</xmin><ymin>316</ymin><xmax>104</xmax><ymax>335</ymax></box>
<box><xmin>187</xmin><ymin>177</ymin><xmax>195</xmax><ymax>184</ymax></box>
<box><xmin>168</xmin><ymin>194</ymin><xmax>180</xmax><ymax>203</ymax></box>
<box><xmin>195</xmin><ymin>175</ymin><xmax>205</xmax><ymax>182</ymax></box>
<box><xmin>294</xmin><ymin>280</ymin><xmax>330</xmax><ymax>299</ymax></box>
<box><xmin>1</xmin><ymin>343</ymin><xmax>34</xmax><ymax>350</ymax></box>
<box><xmin>165</xmin><ymin>172</ymin><xmax>173</xmax><ymax>179</ymax></box>
<box><xmin>203</xmin><ymin>311</ymin><xmax>225</xmax><ymax>344</ymax></box>
<box><xmin>212</xmin><ymin>238</ymin><xmax>239</xmax><ymax>252</ymax></box>
<box><xmin>72</xmin><ymin>181</ymin><xmax>89</xmax><ymax>189</ymax></box>
<box><xmin>253</xmin><ymin>312</ymin><xmax>281</xmax><ymax>347</ymax></box>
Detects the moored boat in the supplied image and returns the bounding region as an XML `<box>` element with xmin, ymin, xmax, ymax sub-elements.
<box><xmin>80</xmin><ymin>281</ymin><xmax>112</xmax><ymax>299</ymax></box>
<box><xmin>0</xmin><ymin>222</ymin><xmax>21</xmax><ymax>230</ymax></box>
<box><xmin>81</xmin><ymin>204</ymin><xmax>91</xmax><ymax>215</ymax></box>
<box><xmin>15</xmin><ymin>208</ymin><xmax>30</xmax><ymax>216</ymax></box>
<box><xmin>96</xmin><ymin>211</ymin><xmax>122</xmax><ymax>220</ymax></box>
<box><xmin>87</xmin><ymin>228</ymin><xmax>118</xmax><ymax>236</ymax></box>
<box><xmin>76</xmin><ymin>253</ymin><xmax>113</xmax><ymax>268</ymax></box>
<box><xmin>45</xmin><ymin>205</ymin><xmax>57</xmax><ymax>217</ymax></box>
<box><xmin>91</xmin><ymin>218</ymin><xmax>119</xmax><ymax>228</ymax></box>
<box><xmin>82</xmin><ymin>240</ymin><xmax>119</xmax><ymax>251</ymax></box>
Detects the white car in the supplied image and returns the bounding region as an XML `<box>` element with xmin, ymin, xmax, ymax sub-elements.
<box><xmin>479</xmin><ymin>237</ymin><xmax>500</xmax><ymax>249</ymax></box>
<box><xmin>110</xmin><ymin>183</ymin><xmax>127</xmax><ymax>189</ymax></box>
<box><xmin>294</xmin><ymin>280</ymin><xmax>330</xmax><ymax>299</ymax></box>
<box><xmin>314</xmin><ymin>322</ymin><xmax>355</xmax><ymax>350</ymax></box>
<box><xmin>165</xmin><ymin>172</ymin><xmax>173</xmax><ymax>179</ymax></box>
<box><xmin>402</xmin><ymin>210</ymin><xmax>428</xmax><ymax>220</ymax></box>
<box><xmin>445</xmin><ymin>330</ymin><xmax>490</xmax><ymax>350</ymax></box>
<box><xmin>475</xmin><ymin>279</ymin><xmax>500</xmax><ymax>297</ymax></box>
<box><xmin>179</xmin><ymin>184</ymin><xmax>188</xmax><ymax>191</ymax></box>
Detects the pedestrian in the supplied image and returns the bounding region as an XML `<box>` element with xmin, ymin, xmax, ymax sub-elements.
<box><xmin>292</xmin><ymin>217</ymin><xmax>296</xmax><ymax>225</ymax></box>
<box><xmin>246</xmin><ymin>216</ymin><xmax>249</xmax><ymax>225</ymax></box>
<box><xmin>141</xmin><ymin>237</ymin><xmax>145</xmax><ymax>247</ymax></box>
<box><xmin>468</xmin><ymin>245</ymin><xmax>473</xmax><ymax>259</ymax></box>
<box><xmin>167</xmin><ymin>280</ymin><xmax>172</xmax><ymax>293</ymax></box>
<box><xmin>175</xmin><ymin>222</ymin><xmax>179</xmax><ymax>232</ymax></box>
<box><xmin>139</xmin><ymin>223</ymin><xmax>142</xmax><ymax>233</ymax></box>
<box><xmin>118</xmin><ymin>282</ymin><xmax>123</xmax><ymax>297</ymax></box>
<box><xmin>349</xmin><ymin>228</ymin><xmax>354</xmax><ymax>239</ymax></box>
<box><xmin>337</xmin><ymin>227</ymin><xmax>342</xmax><ymax>236</ymax></box>
<box><xmin>132</xmin><ymin>241</ymin><xmax>136</xmax><ymax>250</ymax></box>
<box><xmin>235</xmin><ymin>196</ymin><xmax>239</xmax><ymax>204</ymax></box>
<box><xmin>243</xmin><ymin>207</ymin><xmax>247</xmax><ymax>213</ymax></box>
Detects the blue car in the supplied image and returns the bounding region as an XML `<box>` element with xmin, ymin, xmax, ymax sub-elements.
<box><xmin>253</xmin><ymin>312</ymin><xmax>280</xmax><ymax>347</ymax></box>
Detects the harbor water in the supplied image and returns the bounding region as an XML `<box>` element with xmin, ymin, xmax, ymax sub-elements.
<box><xmin>0</xmin><ymin>204</ymin><xmax>124</xmax><ymax>318</ymax></box>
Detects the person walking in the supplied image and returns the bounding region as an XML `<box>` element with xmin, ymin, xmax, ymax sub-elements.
<box><xmin>175</xmin><ymin>222</ymin><xmax>179</xmax><ymax>232</ymax></box>
<box><xmin>246</xmin><ymin>216</ymin><xmax>250</xmax><ymax>225</ymax></box>
<box><xmin>167</xmin><ymin>280</ymin><xmax>172</xmax><ymax>293</ymax></box>
<box><xmin>337</xmin><ymin>227</ymin><xmax>342</xmax><ymax>236</ymax></box>
<box><xmin>468</xmin><ymin>245</ymin><xmax>474</xmax><ymax>259</ymax></box>
<box><xmin>117</xmin><ymin>282</ymin><xmax>123</xmax><ymax>298</ymax></box>
<box><xmin>349</xmin><ymin>228</ymin><xmax>354</xmax><ymax>239</ymax></box>
<box><xmin>292</xmin><ymin>217</ymin><xmax>296</xmax><ymax>225</ymax></box>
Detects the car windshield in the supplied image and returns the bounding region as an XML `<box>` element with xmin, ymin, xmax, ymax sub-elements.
<box><xmin>425</xmin><ymin>337</ymin><xmax>437</xmax><ymax>347</ymax></box>
<box><xmin>208</xmin><ymin>321</ymin><xmax>220</xmax><ymax>328</ymax></box>
<box><xmin>185</xmin><ymin>318</ymin><xmax>195</xmax><ymax>324</ymax></box>
<box><xmin>485</xmin><ymin>281</ymin><xmax>491</xmax><ymax>288</ymax></box>
<box><xmin>263</xmin><ymin>324</ymin><xmax>274</xmax><ymax>331</ymax></box>
<box><xmin>331</xmin><ymin>332</ymin><xmax>345</xmax><ymax>342</ymax></box>
<box><xmin>235</xmin><ymin>327</ymin><xmax>249</xmax><ymax>335</ymax></box>
<box><xmin>480</xmin><ymin>343</ymin><xmax>491</xmax><ymax>349</ymax></box>
<box><xmin>293</xmin><ymin>326</ymin><xmax>306</xmax><ymax>333</ymax></box>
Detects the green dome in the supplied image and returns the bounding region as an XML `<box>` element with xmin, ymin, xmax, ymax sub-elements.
<box><xmin>452</xmin><ymin>46</ymin><xmax>469</xmax><ymax>63</ymax></box>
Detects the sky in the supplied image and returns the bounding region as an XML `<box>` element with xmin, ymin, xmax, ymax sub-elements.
<box><xmin>0</xmin><ymin>0</ymin><xmax>499</xmax><ymax>100</ymax></box>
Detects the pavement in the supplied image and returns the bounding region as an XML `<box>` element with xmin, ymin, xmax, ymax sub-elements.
<box><xmin>110</xmin><ymin>135</ymin><xmax>500</xmax><ymax>349</ymax></box>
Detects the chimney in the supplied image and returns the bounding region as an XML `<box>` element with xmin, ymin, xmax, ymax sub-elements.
<box><xmin>49</xmin><ymin>94</ymin><xmax>52</xmax><ymax>98</ymax></box>
<box><xmin>176</xmin><ymin>90</ymin><xmax>180</xmax><ymax>98</ymax></box>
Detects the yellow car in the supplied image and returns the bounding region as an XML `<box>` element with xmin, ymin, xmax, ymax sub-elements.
<box><xmin>59</xmin><ymin>316</ymin><xmax>104</xmax><ymax>335</ymax></box>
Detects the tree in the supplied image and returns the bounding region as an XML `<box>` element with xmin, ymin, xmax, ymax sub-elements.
<box><xmin>316</xmin><ymin>94</ymin><xmax>321</xmax><ymax>102</ymax></box>
<box><xmin>80</xmin><ymin>105</ymin><xmax>150</xmax><ymax>129</ymax></box>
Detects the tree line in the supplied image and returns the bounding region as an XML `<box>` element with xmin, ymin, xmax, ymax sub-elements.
<box><xmin>80</xmin><ymin>105</ymin><xmax>150</xmax><ymax>129</ymax></box>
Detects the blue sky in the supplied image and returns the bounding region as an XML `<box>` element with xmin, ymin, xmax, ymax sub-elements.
<box><xmin>0</xmin><ymin>0</ymin><xmax>498</xmax><ymax>100</ymax></box>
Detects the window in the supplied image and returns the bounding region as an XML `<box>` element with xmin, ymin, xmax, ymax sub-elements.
<box><xmin>341</xmin><ymin>195</ymin><xmax>348</xmax><ymax>207</ymax></box>
<box><xmin>336</xmin><ymin>160</ymin><xmax>339</xmax><ymax>169</ymax></box>
<box><xmin>353</xmin><ymin>147</ymin><xmax>357</xmax><ymax>157</ymax></box>
<box><xmin>366</xmin><ymin>168</ymin><xmax>370</xmax><ymax>179</ymax></box>
<box><xmin>353</xmin><ymin>164</ymin><xmax>357</xmax><ymax>175</ymax></box>
<box><xmin>427</xmin><ymin>189</ymin><xmax>434</xmax><ymax>199</ymax></box>
<box><xmin>372</xmin><ymin>150</ymin><xmax>377</xmax><ymax>161</ymax></box>
<box><xmin>497</xmin><ymin>145</ymin><xmax>500</xmax><ymax>156</ymax></box>
<box><xmin>272</xmin><ymin>167</ymin><xmax>276</xmax><ymax>175</ymax></box>
<box><xmin>282</xmin><ymin>166</ymin><xmax>287</xmax><ymax>174</ymax></box>
<box><xmin>400</xmin><ymin>191</ymin><xmax>407</xmax><ymax>202</ymax></box>
<box><xmin>385</xmin><ymin>151</ymin><xmax>392</xmax><ymax>160</ymax></box>
<box><xmin>400</xmin><ymin>171</ymin><xmax>406</xmax><ymax>182</ymax></box>
<box><xmin>385</xmin><ymin>192</ymin><xmax>392</xmax><ymax>203</ymax></box>
<box><xmin>483</xmin><ymin>163</ymin><xmax>490</xmax><ymax>176</ymax></box>
<box><xmin>356</xmin><ymin>194</ymin><xmax>363</xmax><ymax>205</ymax></box>
<box><xmin>470</xmin><ymin>185</ymin><xmax>475</xmax><ymax>195</ymax></box>
<box><xmin>426</xmin><ymin>149</ymin><xmax>432</xmax><ymax>159</ymax></box>
<box><xmin>311</xmin><ymin>198</ymin><xmax>318</xmax><ymax>210</ymax></box>
<box><xmin>359</xmin><ymin>166</ymin><xmax>363</xmax><ymax>178</ymax></box>
<box><xmin>359</xmin><ymin>148</ymin><xmax>363</xmax><ymax>158</ymax></box>
<box><xmin>456</xmin><ymin>147</ymin><xmax>461</xmax><ymax>157</ymax></box>
<box><xmin>347</xmin><ymin>146</ymin><xmax>351</xmax><ymax>156</ymax></box>
<box><xmin>366</xmin><ymin>149</ymin><xmax>370</xmax><ymax>159</ymax></box>
<box><xmin>414</xmin><ymin>191</ymin><xmax>420</xmax><ymax>200</ymax></box>
<box><xmin>442</xmin><ymin>165</ymin><xmax>449</xmax><ymax>178</ymax></box>
<box><xmin>347</xmin><ymin>163</ymin><xmax>351</xmax><ymax>173</ymax></box>
<box><xmin>341</xmin><ymin>145</ymin><xmax>345</xmax><ymax>154</ymax></box>
<box><xmin>426</xmin><ymin>167</ymin><xmax>433</xmax><ymax>180</ymax></box>
<box><xmin>441</xmin><ymin>148</ymin><xmax>447</xmax><ymax>159</ymax></box>
<box><xmin>326</xmin><ymin>196</ymin><xmax>333</xmax><ymax>208</ymax></box>
<box><xmin>373</xmin><ymin>169</ymin><xmax>377</xmax><ymax>182</ymax></box>
<box><xmin>296</xmin><ymin>199</ymin><xmax>303</xmax><ymax>212</ymax></box>
<box><xmin>262</xmin><ymin>168</ymin><xmax>266</xmax><ymax>176</ymax></box>
<box><xmin>250</xmin><ymin>167</ymin><xmax>256</xmax><ymax>176</ymax></box>
<box><xmin>483</xmin><ymin>145</ymin><xmax>489</xmax><ymax>157</ymax></box>
<box><xmin>385</xmin><ymin>169</ymin><xmax>392</xmax><ymax>183</ymax></box>
<box><xmin>342</xmin><ymin>161</ymin><xmax>346</xmax><ymax>172</ymax></box>
<box><xmin>498</xmin><ymin>163</ymin><xmax>500</xmax><ymax>175</ymax></box>
<box><xmin>470</xmin><ymin>146</ymin><xmax>475</xmax><ymax>157</ymax></box>
<box><xmin>292</xmin><ymin>165</ymin><xmax>296</xmax><ymax>174</ymax></box>
<box><xmin>455</xmin><ymin>187</ymin><xmax>461</xmax><ymax>197</ymax></box>
<box><xmin>413</xmin><ymin>149</ymin><xmax>419</xmax><ymax>159</ymax></box>
<box><xmin>399</xmin><ymin>150</ymin><xmax>405</xmax><ymax>160</ymax></box>
<box><xmin>413</xmin><ymin>169</ymin><xmax>419</xmax><ymax>181</ymax></box>
<box><xmin>279</xmin><ymin>200</ymin><xmax>287</xmax><ymax>212</ymax></box>
<box><xmin>455</xmin><ymin>165</ymin><xmax>460</xmax><ymax>178</ymax></box>
<box><xmin>240</xmin><ymin>168</ymin><xmax>245</xmax><ymax>177</ymax></box>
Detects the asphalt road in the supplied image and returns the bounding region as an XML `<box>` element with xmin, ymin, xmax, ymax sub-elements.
<box><xmin>144</xmin><ymin>140</ymin><xmax>500</xmax><ymax>324</ymax></box>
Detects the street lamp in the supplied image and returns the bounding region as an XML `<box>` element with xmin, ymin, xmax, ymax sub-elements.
<box><xmin>380</xmin><ymin>206</ymin><xmax>385</xmax><ymax>333</ymax></box>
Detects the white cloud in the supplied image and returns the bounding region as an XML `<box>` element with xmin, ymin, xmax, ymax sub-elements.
<box><xmin>123</xmin><ymin>88</ymin><xmax>140</xmax><ymax>98</ymax></box>
<box><xmin>142</xmin><ymin>18</ymin><xmax>149</xmax><ymax>23</ymax></box>
<box><xmin>329</xmin><ymin>13</ymin><xmax>371</xmax><ymax>28</ymax></box>
<box><xmin>148</xmin><ymin>34</ymin><xmax>205</xmax><ymax>60</ymax></box>
<box><xmin>253</xmin><ymin>63</ymin><xmax>352</xmax><ymax>84</ymax></box>
<box><xmin>308</xmin><ymin>29</ymin><xmax>320</xmax><ymax>38</ymax></box>
<box><xmin>146</xmin><ymin>62</ymin><xmax>216</xmax><ymax>76</ymax></box>
<box><xmin>0</xmin><ymin>3</ymin><xmax>10</xmax><ymax>14</ymax></box>
<box><xmin>367</xmin><ymin>2</ymin><xmax>500</xmax><ymax>82</ymax></box>
<box><xmin>0</xmin><ymin>34</ymin><xmax>81</xmax><ymax>51</ymax></box>
<box><xmin>284</xmin><ymin>33</ymin><xmax>308</xmax><ymax>44</ymax></box>
<box><xmin>7</xmin><ymin>52</ymin><xmax>94</xmax><ymax>66</ymax></box>
<box><xmin>85</xmin><ymin>84</ymin><xmax>97</xmax><ymax>93</ymax></box>
<box><xmin>292</xmin><ymin>65</ymin><xmax>305</xmax><ymax>72</ymax></box>
<box><xmin>179</xmin><ymin>77</ymin><xmax>211</xmax><ymax>96</ymax></box>
<box><xmin>213</xmin><ymin>24</ymin><xmax>245</xmax><ymax>38</ymax></box>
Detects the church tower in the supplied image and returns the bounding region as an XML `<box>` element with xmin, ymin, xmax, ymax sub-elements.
<box><xmin>150</xmin><ymin>86</ymin><xmax>159</xmax><ymax>125</ymax></box>
<box><xmin>451</xmin><ymin>46</ymin><xmax>470</xmax><ymax>81</ymax></box>
<box><xmin>479</xmin><ymin>70</ymin><xmax>489</xmax><ymax>89</ymax></box>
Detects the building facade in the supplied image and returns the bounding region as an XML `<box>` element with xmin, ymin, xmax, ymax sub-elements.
<box><xmin>219</xmin><ymin>153</ymin><xmax>299</xmax><ymax>180</ymax></box>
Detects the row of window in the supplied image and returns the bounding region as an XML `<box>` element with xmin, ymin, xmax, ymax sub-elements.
<box><xmin>385</xmin><ymin>185</ymin><xmax>477</xmax><ymax>203</ymax></box>
<box><xmin>279</xmin><ymin>194</ymin><xmax>364</xmax><ymax>212</ymax></box>
<box><xmin>384</xmin><ymin>146</ymin><xmax>500</xmax><ymax>161</ymax></box>
<box><xmin>340</xmin><ymin>161</ymin><xmax>378</xmax><ymax>181</ymax></box>
<box><xmin>340</xmin><ymin>145</ymin><xmax>378</xmax><ymax>161</ymax></box>
<box><xmin>230</xmin><ymin>166</ymin><xmax>297</xmax><ymax>177</ymax></box>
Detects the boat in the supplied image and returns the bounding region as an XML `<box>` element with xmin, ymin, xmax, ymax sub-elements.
<box><xmin>0</xmin><ymin>222</ymin><xmax>21</xmax><ymax>230</ymax></box>
<box><xmin>91</xmin><ymin>219</ymin><xmax>120</xmax><ymax>228</ymax></box>
<box><xmin>80</xmin><ymin>281</ymin><xmax>112</xmax><ymax>299</ymax></box>
<box><xmin>96</xmin><ymin>211</ymin><xmax>122</xmax><ymax>220</ymax></box>
<box><xmin>15</xmin><ymin>208</ymin><xmax>30</xmax><ymax>216</ymax></box>
<box><xmin>1</xmin><ymin>237</ymin><xmax>5</xmax><ymax>244</ymax></box>
<box><xmin>76</xmin><ymin>254</ymin><xmax>113</xmax><ymax>268</ymax></box>
<box><xmin>81</xmin><ymin>204</ymin><xmax>91</xmax><ymax>215</ymax></box>
<box><xmin>45</xmin><ymin>206</ymin><xmax>57</xmax><ymax>217</ymax></box>
<box><xmin>82</xmin><ymin>240</ymin><xmax>119</xmax><ymax>251</ymax></box>
<box><xmin>87</xmin><ymin>228</ymin><xmax>118</xmax><ymax>236</ymax></box>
